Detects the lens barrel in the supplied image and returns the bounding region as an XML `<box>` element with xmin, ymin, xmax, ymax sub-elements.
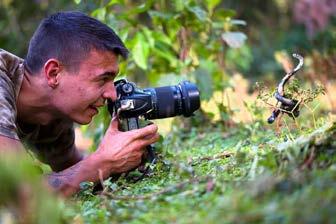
<box><xmin>144</xmin><ymin>81</ymin><xmax>200</xmax><ymax>119</ymax></box>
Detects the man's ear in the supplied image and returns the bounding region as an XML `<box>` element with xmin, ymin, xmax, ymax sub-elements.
<box><xmin>43</xmin><ymin>59</ymin><xmax>63</xmax><ymax>89</ymax></box>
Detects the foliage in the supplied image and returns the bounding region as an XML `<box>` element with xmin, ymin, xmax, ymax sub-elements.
<box><xmin>0</xmin><ymin>153</ymin><xmax>68</xmax><ymax>224</ymax></box>
<box><xmin>0</xmin><ymin>0</ymin><xmax>77</xmax><ymax>56</ymax></box>
<box><xmin>1</xmin><ymin>0</ymin><xmax>336</xmax><ymax>223</ymax></box>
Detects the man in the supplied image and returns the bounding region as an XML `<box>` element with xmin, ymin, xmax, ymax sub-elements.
<box><xmin>0</xmin><ymin>11</ymin><xmax>160</xmax><ymax>197</ymax></box>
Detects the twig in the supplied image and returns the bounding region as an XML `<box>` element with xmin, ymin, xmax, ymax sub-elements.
<box><xmin>300</xmin><ymin>147</ymin><xmax>316</xmax><ymax>170</ymax></box>
<box><xmin>190</xmin><ymin>152</ymin><xmax>233</xmax><ymax>166</ymax></box>
<box><xmin>303</xmin><ymin>102</ymin><xmax>317</xmax><ymax>129</ymax></box>
<box><xmin>98</xmin><ymin>169</ymin><xmax>108</xmax><ymax>195</ymax></box>
<box><xmin>276</xmin><ymin>112</ymin><xmax>283</xmax><ymax>134</ymax></box>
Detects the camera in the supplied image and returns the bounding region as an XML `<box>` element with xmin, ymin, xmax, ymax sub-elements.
<box><xmin>107</xmin><ymin>78</ymin><xmax>200</xmax><ymax>172</ymax></box>
<box><xmin>107</xmin><ymin>78</ymin><xmax>200</xmax><ymax>131</ymax></box>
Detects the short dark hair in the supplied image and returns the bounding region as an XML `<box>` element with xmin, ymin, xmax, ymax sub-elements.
<box><xmin>25</xmin><ymin>11</ymin><xmax>128</xmax><ymax>74</ymax></box>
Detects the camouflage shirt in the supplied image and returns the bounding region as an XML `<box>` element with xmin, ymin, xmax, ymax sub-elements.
<box><xmin>0</xmin><ymin>49</ymin><xmax>76</xmax><ymax>167</ymax></box>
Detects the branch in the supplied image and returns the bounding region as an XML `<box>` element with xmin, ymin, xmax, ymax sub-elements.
<box><xmin>190</xmin><ymin>152</ymin><xmax>233</xmax><ymax>166</ymax></box>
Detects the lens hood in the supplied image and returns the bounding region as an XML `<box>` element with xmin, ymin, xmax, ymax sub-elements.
<box><xmin>179</xmin><ymin>81</ymin><xmax>200</xmax><ymax>117</ymax></box>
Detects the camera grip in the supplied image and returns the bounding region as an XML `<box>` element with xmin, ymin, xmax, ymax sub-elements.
<box><xmin>121</xmin><ymin>117</ymin><xmax>140</xmax><ymax>131</ymax></box>
<box><xmin>121</xmin><ymin>117</ymin><xmax>156</xmax><ymax>164</ymax></box>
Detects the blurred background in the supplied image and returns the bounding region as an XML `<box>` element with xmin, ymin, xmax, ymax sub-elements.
<box><xmin>1</xmin><ymin>0</ymin><xmax>335</xmax><ymax>149</ymax></box>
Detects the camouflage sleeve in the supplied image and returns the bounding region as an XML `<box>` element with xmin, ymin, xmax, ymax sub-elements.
<box><xmin>0</xmin><ymin>69</ymin><xmax>19</xmax><ymax>140</ymax></box>
<box><xmin>22</xmin><ymin>120</ymin><xmax>77</xmax><ymax>168</ymax></box>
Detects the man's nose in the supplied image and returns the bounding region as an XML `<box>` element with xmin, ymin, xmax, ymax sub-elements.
<box><xmin>102</xmin><ymin>81</ymin><xmax>117</xmax><ymax>101</ymax></box>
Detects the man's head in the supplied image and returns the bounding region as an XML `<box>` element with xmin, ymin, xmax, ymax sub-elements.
<box><xmin>24</xmin><ymin>11</ymin><xmax>128</xmax><ymax>125</ymax></box>
<box><xmin>25</xmin><ymin>11</ymin><xmax>128</xmax><ymax>74</ymax></box>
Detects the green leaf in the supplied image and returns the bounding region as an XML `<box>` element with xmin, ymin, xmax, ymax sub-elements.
<box><xmin>213</xmin><ymin>8</ymin><xmax>236</xmax><ymax>20</ymax></box>
<box><xmin>91</xmin><ymin>7</ymin><xmax>106</xmax><ymax>21</ymax></box>
<box><xmin>194</xmin><ymin>60</ymin><xmax>215</xmax><ymax>101</ymax></box>
<box><xmin>188</xmin><ymin>6</ymin><xmax>208</xmax><ymax>22</ymax></box>
<box><xmin>107</xmin><ymin>0</ymin><xmax>122</xmax><ymax>7</ymax></box>
<box><xmin>142</xmin><ymin>27</ymin><xmax>155</xmax><ymax>48</ymax></box>
<box><xmin>148</xmin><ymin>10</ymin><xmax>174</xmax><ymax>21</ymax></box>
<box><xmin>118</xmin><ymin>29</ymin><xmax>129</xmax><ymax>42</ymax></box>
<box><xmin>152</xmin><ymin>32</ymin><xmax>172</xmax><ymax>46</ymax></box>
<box><xmin>132</xmin><ymin>32</ymin><xmax>150</xmax><ymax>70</ymax></box>
<box><xmin>74</xmin><ymin>0</ymin><xmax>81</xmax><ymax>4</ymax></box>
<box><xmin>226</xmin><ymin>45</ymin><xmax>253</xmax><ymax>72</ymax></box>
<box><xmin>173</xmin><ymin>0</ymin><xmax>184</xmax><ymax>12</ymax></box>
<box><xmin>128</xmin><ymin>1</ymin><xmax>154</xmax><ymax>15</ymax></box>
<box><xmin>152</xmin><ymin>44</ymin><xmax>178</xmax><ymax>67</ymax></box>
<box><xmin>205</xmin><ymin>0</ymin><xmax>221</xmax><ymax>13</ymax></box>
<box><xmin>221</xmin><ymin>32</ymin><xmax>247</xmax><ymax>48</ymax></box>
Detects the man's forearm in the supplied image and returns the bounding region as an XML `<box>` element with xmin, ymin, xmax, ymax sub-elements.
<box><xmin>47</xmin><ymin>153</ymin><xmax>110</xmax><ymax>197</ymax></box>
<box><xmin>48</xmin><ymin>145</ymin><xmax>86</xmax><ymax>172</ymax></box>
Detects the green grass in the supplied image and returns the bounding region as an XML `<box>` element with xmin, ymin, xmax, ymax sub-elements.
<box><xmin>69</xmin><ymin>117</ymin><xmax>336</xmax><ymax>224</ymax></box>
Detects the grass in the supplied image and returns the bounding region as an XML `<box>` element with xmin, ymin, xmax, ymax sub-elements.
<box><xmin>1</xmin><ymin>108</ymin><xmax>335</xmax><ymax>224</ymax></box>
<box><xmin>69</xmin><ymin>115</ymin><xmax>336</xmax><ymax>224</ymax></box>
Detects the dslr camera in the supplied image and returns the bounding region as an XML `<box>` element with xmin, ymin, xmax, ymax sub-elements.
<box><xmin>107</xmin><ymin>79</ymin><xmax>200</xmax><ymax>162</ymax></box>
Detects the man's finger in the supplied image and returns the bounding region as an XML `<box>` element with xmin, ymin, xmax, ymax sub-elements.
<box><xmin>107</xmin><ymin>116</ymin><xmax>120</xmax><ymax>133</ymax></box>
<box><xmin>130</xmin><ymin>124</ymin><xmax>158</xmax><ymax>139</ymax></box>
<box><xmin>136</xmin><ymin>132</ymin><xmax>160</xmax><ymax>149</ymax></box>
<box><xmin>126</xmin><ymin>131</ymin><xmax>159</xmax><ymax>152</ymax></box>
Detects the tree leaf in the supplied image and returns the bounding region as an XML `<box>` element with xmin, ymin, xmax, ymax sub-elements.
<box><xmin>132</xmin><ymin>32</ymin><xmax>150</xmax><ymax>70</ymax></box>
<box><xmin>148</xmin><ymin>10</ymin><xmax>174</xmax><ymax>21</ymax></box>
<box><xmin>91</xmin><ymin>7</ymin><xmax>106</xmax><ymax>21</ymax></box>
<box><xmin>221</xmin><ymin>32</ymin><xmax>247</xmax><ymax>48</ymax></box>
<box><xmin>205</xmin><ymin>0</ymin><xmax>221</xmax><ymax>14</ymax></box>
<box><xmin>194</xmin><ymin>61</ymin><xmax>215</xmax><ymax>101</ymax></box>
<box><xmin>230</xmin><ymin>19</ymin><xmax>247</xmax><ymax>26</ymax></box>
<box><xmin>213</xmin><ymin>8</ymin><xmax>236</xmax><ymax>20</ymax></box>
<box><xmin>107</xmin><ymin>0</ymin><xmax>122</xmax><ymax>7</ymax></box>
<box><xmin>141</xmin><ymin>27</ymin><xmax>155</xmax><ymax>48</ymax></box>
<box><xmin>188</xmin><ymin>6</ymin><xmax>208</xmax><ymax>22</ymax></box>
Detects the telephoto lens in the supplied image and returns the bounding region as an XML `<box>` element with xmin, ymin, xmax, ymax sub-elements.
<box><xmin>144</xmin><ymin>81</ymin><xmax>200</xmax><ymax>119</ymax></box>
<box><xmin>108</xmin><ymin>79</ymin><xmax>200</xmax><ymax>120</ymax></box>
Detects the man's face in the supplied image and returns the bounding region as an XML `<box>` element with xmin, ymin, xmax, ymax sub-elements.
<box><xmin>53</xmin><ymin>50</ymin><xmax>119</xmax><ymax>124</ymax></box>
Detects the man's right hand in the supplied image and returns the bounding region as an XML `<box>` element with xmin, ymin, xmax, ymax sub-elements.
<box><xmin>95</xmin><ymin>118</ymin><xmax>160</xmax><ymax>174</ymax></box>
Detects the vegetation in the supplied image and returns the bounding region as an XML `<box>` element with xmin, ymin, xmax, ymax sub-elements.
<box><xmin>1</xmin><ymin>0</ymin><xmax>336</xmax><ymax>223</ymax></box>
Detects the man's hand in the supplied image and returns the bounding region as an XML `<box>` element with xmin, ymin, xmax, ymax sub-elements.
<box><xmin>96</xmin><ymin>118</ymin><xmax>159</xmax><ymax>173</ymax></box>
<box><xmin>48</xmin><ymin>118</ymin><xmax>160</xmax><ymax>197</ymax></box>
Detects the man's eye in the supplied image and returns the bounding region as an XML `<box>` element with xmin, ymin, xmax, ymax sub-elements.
<box><xmin>99</xmin><ymin>77</ymin><xmax>110</xmax><ymax>84</ymax></box>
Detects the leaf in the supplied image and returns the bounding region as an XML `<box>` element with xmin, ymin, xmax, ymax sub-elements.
<box><xmin>213</xmin><ymin>8</ymin><xmax>236</xmax><ymax>20</ymax></box>
<box><xmin>141</xmin><ymin>27</ymin><xmax>155</xmax><ymax>48</ymax></box>
<box><xmin>107</xmin><ymin>0</ymin><xmax>122</xmax><ymax>7</ymax></box>
<box><xmin>129</xmin><ymin>1</ymin><xmax>154</xmax><ymax>15</ymax></box>
<box><xmin>132</xmin><ymin>32</ymin><xmax>150</xmax><ymax>70</ymax></box>
<box><xmin>74</xmin><ymin>0</ymin><xmax>81</xmax><ymax>4</ymax></box>
<box><xmin>91</xmin><ymin>7</ymin><xmax>106</xmax><ymax>21</ymax></box>
<box><xmin>221</xmin><ymin>32</ymin><xmax>247</xmax><ymax>48</ymax></box>
<box><xmin>152</xmin><ymin>32</ymin><xmax>172</xmax><ymax>46</ymax></box>
<box><xmin>148</xmin><ymin>10</ymin><xmax>174</xmax><ymax>21</ymax></box>
<box><xmin>173</xmin><ymin>0</ymin><xmax>184</xmax><ymax>12</ymax></box>
<box><xmin>152</xmin><ymin>44</ymin><xmax>178</xmax><ymax>67</ymax></box>
<box><xmin>188</xmin><ymin>6</ymin><xmax>208</xmax><ymax>22</ymax></box>
<box><xmin>230</xmin><ymin>19</ymin><xmax>247</xmax><ymax>26</ymax></box>
<box><xmin>194</xmin><ymin>61</ymin><xmax>214</xmax><ymax>101</ymax></box>
<box><xmin>205</xmin><ymin>0</ymin><xmax>221</xmax><ymax>13</ymax></box>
